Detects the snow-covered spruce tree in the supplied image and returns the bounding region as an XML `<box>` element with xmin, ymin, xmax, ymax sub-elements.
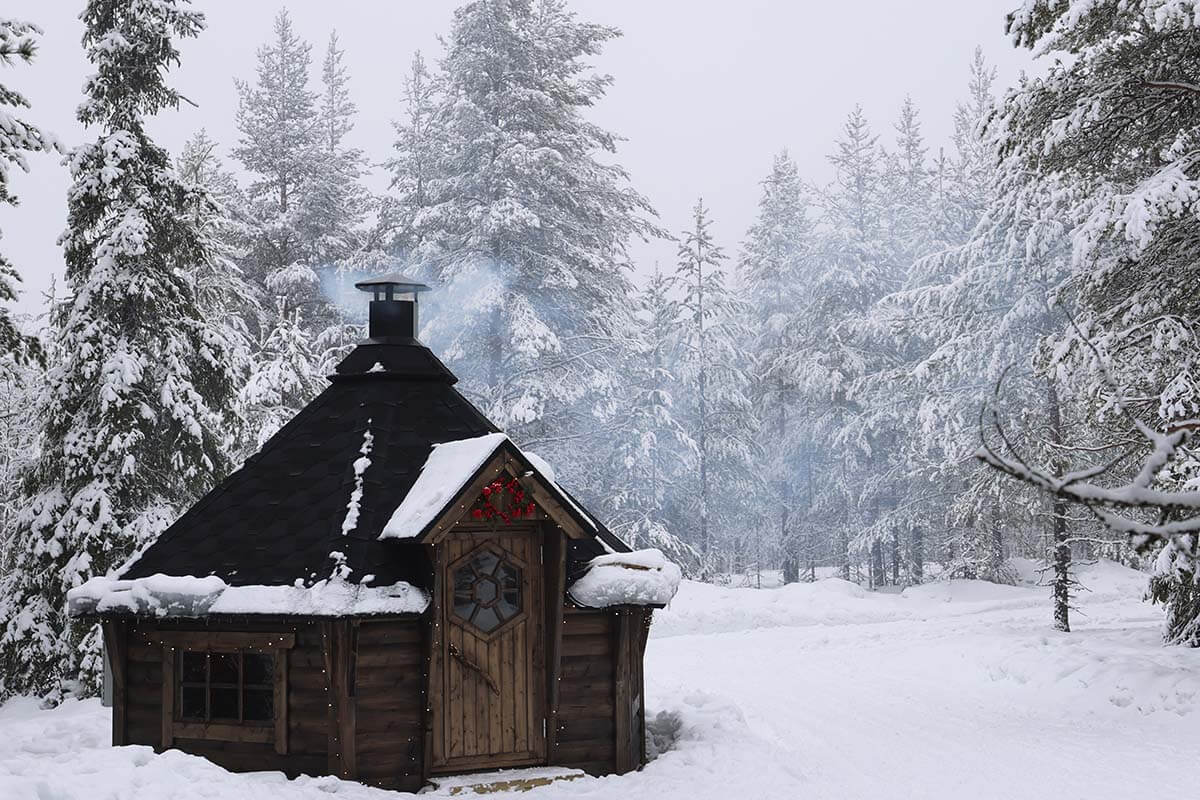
<box><xmin>300</xmin><ymin>31</ymin><xmax>370</xmax><ymax>267</ymax></box>
<box><xmin>869</xmin><ymin>53</ymin><xmax>1027</xmax><ymax>587</ymax></box>
<box><xmin>918</xmin><ymin>149</ymin><xmax>1086</xmax><ymax>628</ymax></box>
<box><xmin>0</xmin><ymin>342</ymin><xmax>46</xmax><ymax>578</ymax></box>
<box><xmin>675</xmin><ymin>200</ymin><xmax>759</xmax><ymax>566</ymax></box>
<box><xmin>385</xmin><ymin>51</ymin><xmax>442</xmax><ymax>257</ymax></box>
<box><xmin>0</xmin><ymin>18</ymin><xmax>53</xmax><ymax>367</ymax></box>
<box><xmin>235</xmin><ymin>14</ymin><xmax>367</xmax><ymax>433</ymax></box>
<box><xmin>739</xmin><ymin>151</ymin><xmax>815</xmax><ymax>582</ymax></box>
<box><xmin>305</xmin><ymin>30</ymin><xmax>371</xmax><ymax>363</ymax></box>
<box><xmin>0</xmin><ymin>0</ymin><xmax>242</xmax><ymax>699</ymax></box>
<box><xmin>240</xmin><ymin>300</ymin><xmax>326</xmax><ymax>450</ymax></box>
<box><xmin>233</xmin><ymin>9</ymin><xmax>327</xmax><ymax>323</ymax></box>
<box><xmin>977</xmin><ymin>0</ymin><xmax>1200</xmax><ymax>640</ymax></box>
<box><xmin>792</xmin><ymin>107</ymin><xmax>893</xmax><ymax>580</ymax></box>
<box><xmin>599</xmin><ymin>267</ymin><xmax>700</xmax><ymax>574</ymax></box>
<box><xmin>410</xmin><ymin>0</ymin><xmax>661</xmax><ymax>496</ymax></box>
<box><xmin>176</xmin><ymin>131</ymin><xmax>259</xmax><ymax>351</ymax></box>
<box><xmin>844</xmin><ymin>99</ymin><xmax>939</xmax><ymax>588</ymax></box>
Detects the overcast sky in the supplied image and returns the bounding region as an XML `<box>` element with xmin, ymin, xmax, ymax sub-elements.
<box><xmin>3</xmin><ymin>1</ymin><xmax>1034</xmax><ymax>314</ymax></box>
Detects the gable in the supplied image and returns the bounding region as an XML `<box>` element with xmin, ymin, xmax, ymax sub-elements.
<box><xmin>379</xmin><ymin>435</ymin><xmax>621</xmax><ymax>549</ymax></box>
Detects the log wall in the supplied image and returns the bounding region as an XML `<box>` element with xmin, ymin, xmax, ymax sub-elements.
<box><xmin>121</xmin><ymin>616</ymin><xmax>423</xmax><ymax>783</ymax></box>
<box><xmin>114</xmin><ymin>605</ymin><xmax>645</xmax><ymax>787</ymax></box>
<box><xmin>352</xmin><ymin>618</ymin><xmax>425</xmax><ymax>791</ymax></box>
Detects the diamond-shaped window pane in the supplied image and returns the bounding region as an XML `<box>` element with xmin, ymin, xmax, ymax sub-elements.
<box><xmin>453</xmin><ymin>549</ymin><xmax>522</xmax><ymax>633</ymax></box>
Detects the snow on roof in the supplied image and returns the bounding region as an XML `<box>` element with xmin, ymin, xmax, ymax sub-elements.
<box><xmin>567</xmin><ymin>548</ymin><xmax>681</xmax><ymax>608</ymax></box>
<box><xmin>66</xmin><ymin>573</ymin><xmax>429</xmax><ymax>619</ymax></box>
<box><xmin>524</xmin><ymin>450</ymin><xmax>600</xmax><ymax>534</ymax></box>
<box><xmin>380</xmin><ymin>432</ymin><xmax>596</xmax><ymax>540</ymax></box>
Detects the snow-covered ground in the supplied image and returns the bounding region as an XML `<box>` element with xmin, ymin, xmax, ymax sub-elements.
<box><xmin>1</xmin><ymin>560</ymin><xmax>1195</xmax><ymax>799</ymax></box>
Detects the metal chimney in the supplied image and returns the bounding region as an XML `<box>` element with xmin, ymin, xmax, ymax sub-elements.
<box><xmin>354</xmin><ymin>272</ymin><xmax>432</xmax><ymax>341</ymax></box>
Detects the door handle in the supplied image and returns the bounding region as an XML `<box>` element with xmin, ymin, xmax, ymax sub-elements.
<box><xmin>449</xmin><ymin>642</ymin><xmax>500</xmax><ymax>694</ymax></box>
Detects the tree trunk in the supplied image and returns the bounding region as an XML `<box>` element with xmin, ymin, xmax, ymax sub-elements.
<box><xmin>782</xmin><ymin>556</ymin><xmax>799</xmax><ymax>585</ymax></box>
<box><xmin>911</xmin><ymin>526</ymin><xmax>924</xmax><ymax>584</ymax></box>
<box><xmin>1045</xmin><ymin>377</ymin><xmax>1071</xmax><ymax>633</ymax></box>
<box><xmin>891</xmin><ymin>530</ymin><xmax>900</xmax><ymax>585</ymax></box>
<box><xmin>870</xmin><ymin>540</ymin><xmax>884</xmax><ymax>588</ymax></box>
<box><xmin>989</xmin><ymin>507</ymin><xmax>1005</xmax><ymax>582</ymax></box>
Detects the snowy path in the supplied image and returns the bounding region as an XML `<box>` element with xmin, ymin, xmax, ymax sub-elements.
<box><xmin>1</xmin><ymin>561</ymin><xmax>1196</xmax><ymax>799</ymax></box>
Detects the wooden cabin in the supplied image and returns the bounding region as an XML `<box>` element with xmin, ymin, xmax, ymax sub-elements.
<box><xmin>68</xmin><ymin>274</ymin><xmax>679</xmax><ymax>792</ymax></box>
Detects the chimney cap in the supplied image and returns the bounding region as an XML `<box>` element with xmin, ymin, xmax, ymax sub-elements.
<box><xmin>354</xmin><ymin>272</ymin><xmax>432</xmax><ymax>295</ymax></box>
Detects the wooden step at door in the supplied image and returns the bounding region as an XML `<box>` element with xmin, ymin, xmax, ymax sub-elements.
<box><xmin>424</xmin><ymin>766</ymin><xmax>585</xmax><ymax>795</ymax></box>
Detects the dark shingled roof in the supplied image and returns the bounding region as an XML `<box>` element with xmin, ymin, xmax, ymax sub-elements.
<box><xmin>123</xmin><ymin>337</ymin><xmax>625</xmax><ymax>590</ymax></box>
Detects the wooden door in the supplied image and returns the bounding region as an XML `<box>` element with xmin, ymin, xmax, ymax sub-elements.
<box><xmin>431</xmin><ymin>530</ymin><xmax>545</xmax><ymax>773</ymax></box>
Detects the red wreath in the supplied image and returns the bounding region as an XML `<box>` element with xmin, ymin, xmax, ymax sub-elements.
<box><xmin>470</xmin><ymin>477</ymin><xmax>537</xmax><ymax>524</ymax></box>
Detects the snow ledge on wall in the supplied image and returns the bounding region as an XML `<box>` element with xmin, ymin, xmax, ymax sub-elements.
<box><xmin>66</xmin><ymin>574</ymin><xmax>430</xmax><ymax>618</ymax></box>
<box><xmin>568</xmin><ymin>548</ymin><xmax>682</xmax><ymax>608</ymax></box>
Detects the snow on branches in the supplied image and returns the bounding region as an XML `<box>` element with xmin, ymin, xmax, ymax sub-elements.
<box><xmin>977</xmin><ymin>335</ymin><xmax>1200</xmax><ymax>565</ymax></box>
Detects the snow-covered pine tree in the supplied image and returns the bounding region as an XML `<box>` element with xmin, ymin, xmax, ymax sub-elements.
<box><xmin>233</xmin><ymin>9</ymin><xmax>326</xmax><ymax>321</ymax></box>
<box><xmin>982</xmin><ymin>0</ymin><xmax>1200</xmax><ymax>639</ymax></box>
<box><xmin>600</xmin><ymin>267</ymin><xmax>700</xmax><ymax>574</ymax></box>
<box><xmin>234</xmin><ymin>14</ymin><xmax>367</xmax><ymax>436</ymax></box>
<box><xmin>739</xmin><ymin>151</ymin><xmax>815</xmax><ymax>582</ymax></box>
<box><xmin>240</xmin><ymin>300</ymin><xmax>326</xmax><ymax>450</ymax></box>
<box><xmin>301</xmin><ymin>31</ymin><xmax>369</xmax><ymax>267</ymax></box>
<box><xmin>845</xmin><ymin>99</ymin><xmax>937</xmax><ymax>587</ymax></box>
<box><xmin>411</xmin><ymin>0</ymin><xmax>661</xmax><ymax>496</ymax></box>
<box><xmin>176</xmin><ymin>130</ymin><xmax>259</xmax><ymax>348</ymax></box>
<box><xmin>675</xmin><ymin>199</ymin><xmax>759</xmax><ymax>567</ymax></box>
<box><xmin>306</xmin><ymin>30</ymin><xmax>371</xmax><ymax>366</ymax></box>
<box><xmin>902</xmin><ymin>134</ymin><xmax>1084</xmax><ymax>626</ymax></box>
<box><xmin>385</xmin><ymin>51</ymin><xmax>442</xmax><ymax>257</ymax></box>
<box><xmin>871</xmin><ymin>54</ymin><xmax>1023</xmax><ymax>587</ymax></box>
<box><xmin>0</xmin><ymin>0</ymin><xmax>243</xmax><ymax>699</ymax></box>
<box><xmin>794</xmin><ymin>107</ymin><xmax>892</xmax><ymax>580</ymax></box>
<box><xmin>0</xmin><ymin>17</ymin><xmax>53</xmax><ymax>366</ymax></box>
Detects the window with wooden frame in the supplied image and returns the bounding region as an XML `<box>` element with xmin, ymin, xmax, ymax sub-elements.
<box><xmin>154</xmin><ymin>631</ymin><xmax>295</xmax><ymax>754</ymax></box>
<box><xmin>178</xmin><ymin>651</ymin><xmax>275</xmax><ymax>724</ymax></box>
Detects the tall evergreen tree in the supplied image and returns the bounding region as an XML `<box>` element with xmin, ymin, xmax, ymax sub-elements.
<box><xmin>301</xmin><ymin>31</ymin><xmax>369</xmax><ymax>266</ymax></box>
<box><xmin>411</xmin><ymin>0</ymin><xmax>661</xmax><ymax>495</ymax></box>
<box><xmin>0</xmin><ymin>0</ymin><xmax>242</xmax><ymax>699</ymax></box>
<box><xmin>240</xmin><ymin>301</ymin><xmax>325</xmax><ymax>449</ymax></box>
<box><xmin>0</xmin><ymin>18</ymin><xmax>53</xmax><ymax>366</ymax></box>
<box><xmin>740</xmin><ymin>151</ymin><xmax>814</xmax><ymax>581</ymax></box>
<box><xmin>385</xmin><ymin>51</ymin><xmax>441</xmax><ymax>256</ymax></box>
<box><xmin>233</xmin><ymin>9</ymin><xmax>324</xmax><ymax>317</ymax></box>
<box><xmin>981</xmin><ymin>0</ymin><xmax>1200</xmax><ymax>638</ymax></box>
<box><xmin>793</xmin><ymin>107</ymin><xmax>891</xmax><ymax>580</ymax></box>
<box><xmin>600</xmin><ymin>267</ymin><xmax>699</xmax><ymax>573</ymax></box>
<box><xmin>848</xmin><ymin>99</ymin><xmax>937</xmax><ymax>587</ymax></box>
<box><xmin>676</xmin><ymin>200</ymin><xmax>759</xmax><ymax>564</ymax></box>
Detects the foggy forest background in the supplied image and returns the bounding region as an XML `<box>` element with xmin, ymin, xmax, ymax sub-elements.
<box><xmin>2</xmin><ymin>0</ymin><xmax>1199</xmax><ymax>698</ymax></box>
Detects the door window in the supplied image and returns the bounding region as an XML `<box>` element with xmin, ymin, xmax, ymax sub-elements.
<box><xmin>452</xmin><ymin>547</ymin><xmax>522</xmax><ymax>633</ymax></box>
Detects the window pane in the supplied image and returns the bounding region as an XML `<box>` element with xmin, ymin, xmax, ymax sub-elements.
<box><xmin>243</xmin><ymin>653</ymin><xmax>274</xmax><ymax>686</ymax></box>
<box><xmin>471</xmin><ymin>550</ymin><xmax>500</xmax><ymax>576</ymax></box>
<box><xmin>499</xmin><ymin>565</ymin><xmax>520</xmax><ymax>595</ymax></box>
<box><xmin>210</xmin><ymin>687</ymin><xmax>238</xmax><ymax>720</ymax></box>
<box><xmin>180</xmin><ymin>686</ymin><xmax>206</xmax><ymax>720</ymax></box>
<box><xmin>453</xmin><ymin>590</ymin><xmax>475</xmax><ymax>619</ymax></box>
<box><xmin>495</xmin><ymin>594</ymin><xmax>518</xmax><ymax>621</ymax></box>
<box><xmin>453</xmin><ymin>569</ymin><xmax>473</xmax><ymax>593</ymax></box>
<box><xmin>210</xmin><ymin>652</ymin><xmax>239</xmax><ymax>685</ymax></box>
<box><xmin>181</xmin><ymin>651</ymin><xmax>206</xmax><ymax>683</ymax></box>
<box><xmin>243</xmin><ymin>688</ymin><xmax>273</xmax><ymax>722</ymax></box>
<box><xmin>473</xmin><ymin>605</ymin><xmax>500</xmax><ymax>632</ymax></box>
